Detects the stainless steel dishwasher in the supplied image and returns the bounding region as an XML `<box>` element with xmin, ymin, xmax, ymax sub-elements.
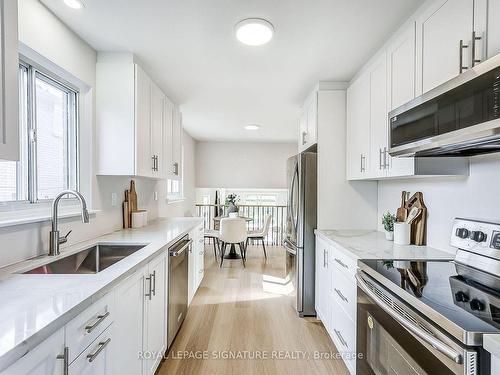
<box><xmin>167</xmin><ymin>235</ymin><xmax>191</xmax><ymax>349</ymax></box>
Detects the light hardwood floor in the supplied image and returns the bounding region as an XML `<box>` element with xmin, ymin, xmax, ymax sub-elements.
<box><xmin>157</xmin><ymin>244</ymin><xmax>350</xmax><ymax>375</ymax></box>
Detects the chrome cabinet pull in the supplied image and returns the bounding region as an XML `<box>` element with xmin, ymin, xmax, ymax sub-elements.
<box><xmin>323</xmin><ymin>249</ymin><xmax>326</xmax><ymax>268</ymax></box>
<box><xmin>334</xmin><ymin>288</ymin><xmax>348</xmax><ymax>303</ymax></box>
<box><xmin>57</xmin><ymin>347</ymin><xmax>69</xmax><ymax>375</ymax></box>
<box><xmin>471</xmin><ymin>31</ymin><xmax>482</xmax><ymax>66</ymax></box>
<box><xmin>85</xmin><ymin>311</ymin><xmax>110</xmax><ymax>334</ymax></box>
<box><xmin>383</xmin><ymin>147</ymin><xmax>389</xmax><ymax>169</ymax></box>
<box><xmin>334</xmin><ymin>258</ymin><xmax>349</xmax><ymax>269</ymax></box>
<box><xmin>459</xmin><ymin>40</ymin><xmax>469</xmax><ymax>73</ymax></box>
<box><xmin>151</xmin><ymin>270</ymin><xmax>156</xmax><ymax>296</ymax></box>
<box><xmin>151</xmin><ymin>155</ymin><xmax>156</xmax><ymax>171</ymax></box>
<box><xmin>334</xmin><ymin>329</ymin><xmax>348</xmax><ymax>348</ymax></box>
<box><xmin>145</xmin><ymin>274</ymin><xmax>153</xmax><ymax>300</ymax></box>
<box><xmin>360</xmin><ymin>154</ymin><xmax>363</xmax><ymax>172</ymax></box>
<box><xmin>301</xmin><ymin>131</ymin><xmax>307</xmax><ymax>145</ymax></box>
<box><xmin>87</xmin><ymin>338</ymin><xmax>111</xmax><ymax>363</ymax></box>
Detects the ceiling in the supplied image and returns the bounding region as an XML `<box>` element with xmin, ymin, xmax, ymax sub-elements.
<box><xmin>40</xmin><ymin>0</ymin><xmax>422</xmax><ymax>142</ymax></box>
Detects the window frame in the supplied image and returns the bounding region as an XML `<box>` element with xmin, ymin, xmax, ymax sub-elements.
<box><xmin>17</xmin><ymin>60</ymin><xmax>80</xmax><ymax>204</ymax></box>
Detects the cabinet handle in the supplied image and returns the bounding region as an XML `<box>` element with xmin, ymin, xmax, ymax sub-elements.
<box><xmin>145</xmin><ymin>274</ymin><xmax>153</xmax><ymax>300</ymax></box>
<box><xmin>155</xmin><ymin>155</ymin><xmax>159</xmax><ymax>171</ymax></box>
<box><xmin>471</xmin><ymin>31</ymin><xmax>482</xmax><ymax>67</ymax></box>
<box><xmin>360</xmin><ymin>154</ymin><xmax>366</xmax><ymax>173</ymax></box>
<box><xmin>379</xmin><ymin>148</ymin><xmax>383</xmax><ymax>170</ymax></box>
<box><xmin>383</xmin><ymin>147</ymin><xmax>390</xmax><ymax>169</ymax></box>
<box><xmin>360</xmin><ymin>154</ymin><xmax>363</xmax><ymax>172</ymax></box>
<box><xmin>172</xmin><ymin>162</ymin><xmax>179</xmax><ymax>176</ymax></box>
<box><xmin>199</xmin><ymin>269</ymin><xmax>204</xmax><ymax>274</ymax></box>
<box><xmin>57</xmin><ymin>346</ymin><xmax>69</xmax><ymax>375</ymax></box>
<box><xmin>334</xmin><ymin>329</ymin><xmax>348</xmax><ymax>348</ymax></box>
<box><xmin>334</xmin><ymin>288</ymin><xmax>348</xmax><ymax>303</ymax></box>
<box><xmin>459</xmin><ymin>40</ymin><xmax>469</xmax><ymax>74</ymax></box>
<box><xmin>151</xmin><ymin>155</ymin><xmax>156</xmax><ymax>171</ymax></box>
<box><xmin>87</xmin><ymin>338</ymin><xmax>111</xmax><ymax>363</ymax></box>
<box><xmin>334</xmin><ymin>258</ymin><xmax>349</xmax><ymax>269</ymax></box>
<box><xmin>323</xmin><ymin>249</ymin><xmax>326</xmax><ymax>268</ymax></box>
<box><xmin>151</xmin><ymin>270</ymin><xmax>156</xmax><ymax>296</ymax></box>
<box><xmin>85</xmin><ymin>311</ymin><xmax>110</xmax><ymax>334</ymax></box>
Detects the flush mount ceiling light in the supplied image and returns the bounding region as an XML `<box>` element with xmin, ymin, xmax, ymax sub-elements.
<box><xmin>235</xmin><ymin>18</ymin><xmax>274</xmax><ymax>46</ymax></box>
<box><xmin>244</xmin><ymin>124</ymin><xmax>261</xmax><ymax>130</ymax></box>
<box><xmin>64</xmin><ymin>0</ymin><xmax>84</xmax><ymax>9</ymax></box>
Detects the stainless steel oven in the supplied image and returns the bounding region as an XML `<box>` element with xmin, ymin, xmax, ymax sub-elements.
<box><xmin>356</xmin><ymin>271</ymin><xmax>487</xmax><ymax>375</ymax></box>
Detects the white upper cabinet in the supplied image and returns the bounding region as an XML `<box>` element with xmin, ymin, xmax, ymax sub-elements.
<box><xmin>0</xmin><ymin>0</ymin><xmax>19</xmax><ymax>161</ymax></box>
<box><xmin>487</xmin><ymin>0</ymin><xmax>500</xmax><ymax>58</ymax></box>
<box><xmin>415</xmin><ymin>0</ymin><xmax>484</xmax><ymax>94</ymax></box>
<box><xmin>298</xmin><ymin>91</ymin><xmax>318</xmax><ymax>152</ymax></box>
<box><xmin>151</xmin><ymin>82</ymin><xmax>166</xmax><ymax>179</ymax></box>
<box><xmin>135</xmin><ymin>64</ymin><xmax>154</xmax><ymax>178</ymax></box>
<box><xmin>346</xmin><ymin>70</ymin><xmax>370</xmax><ymax>180</ymax></box>
<box><xmin>172</xmin><ymin>106</ymin><xmax>183</xmax><ymax>177</ymax></box>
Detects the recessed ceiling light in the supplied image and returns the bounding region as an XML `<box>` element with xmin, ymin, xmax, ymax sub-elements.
<box><xmin>64</xmin><ymin>0</ymin><xmax>84</xmax><ymax>9</ymax></box>
<box><xmin>235</xmin><ymin>18</ymin><xmax>274</xmax><ymax>46</ymax></box>
<box><xmin>244</xmin><ymin>125</ymin><xmax>260</xmax><ymax>130</ymax></box>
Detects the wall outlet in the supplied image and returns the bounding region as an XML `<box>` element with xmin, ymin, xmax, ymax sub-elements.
<box><xmin>111</xmin><ymin>192</ymin><xmax>118</xmax><ymax>207</ymax></box>
<box><xmin>154</xmin><ymin>191</ymin><xmax>158</xmax><ymax>201</ymax></box>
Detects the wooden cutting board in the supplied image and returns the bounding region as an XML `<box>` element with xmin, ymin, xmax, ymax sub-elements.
<box><xmin>405</xmin><ymin>192</ymin><xmax>427</xmax><ymax>246</ymax></box>
<box><xmin>396</xmin><ymin>191</ymin><xmax>408</xmax><ymax>222</ymax></box>
<box><xmin>129</xmin><ymin>180</ymin><xmax>138</xmax><ymax>212</ymax></box>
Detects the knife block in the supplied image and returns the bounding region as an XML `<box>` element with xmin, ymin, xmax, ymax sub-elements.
<box><xmin>405</xmin><ymin>192</ymin><xmax>427</xmax><ymax>246</ymax></box>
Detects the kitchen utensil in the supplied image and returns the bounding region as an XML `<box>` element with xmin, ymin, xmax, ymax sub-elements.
<box><xmin>405</xmin><ymin>192</ymin><xmax>427</xmax><ymax>245</ymax></box>
<box><xmin>129</xmin><ymin>180</ymin><xmax>138</xmax><ymax>213</ymax></box>
<box><xmin>123</xmin><ymin>201</ymin><xmax>129</xmax><ymax>229</ymax></box>
<box><xmin>396</xmin><ymin>191</ymin><xmax>408</xmax><ymax>222</ymax></box>
<box><xmin>405</xmin><ymin>207</ymin><xmax>421</xmax><ymax>225</ymax></box>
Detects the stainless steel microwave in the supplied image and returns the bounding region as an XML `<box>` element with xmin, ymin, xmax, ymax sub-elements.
<box><xmin>389</xmin><ymin>54</ymin><xmax>500</xmax><ymax>157</ymax></box>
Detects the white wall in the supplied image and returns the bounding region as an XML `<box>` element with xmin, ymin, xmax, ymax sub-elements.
<box><xmin>378</xmin><ymin>154</ymin><xmax>500</xmax><ymax>252</ymax></box>
<box><xmin>196</xmin><ymin>142</ymin><xmax>296</xmax><ymax>189</ymax></box>
<box><xmin>0</xmin><ymin>0</ymin><xmax>194</xmax><ymax>267</ymax></box>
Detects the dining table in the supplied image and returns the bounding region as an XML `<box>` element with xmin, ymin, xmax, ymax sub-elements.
<box><xmin>213</xmin><ymin>216</ymin><xmax>253</xmax><ymax>259</ymax></box>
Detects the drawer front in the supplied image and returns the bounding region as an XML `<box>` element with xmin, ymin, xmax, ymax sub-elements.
<box><xmin>69</xmin><ymin>324</ymin><xmax>114</xmax><ymax>374</ymax></box>
<box><xmin>330</xmin><ymin>305</ymin><xmax>356</xmax><ymax>374</ymax></box>
<box><xmin>331</xmin><ymin>245</ymin><xmax>357</xmax><ymax>278</ymax></box>
<box><xmin>332</xmin><ymin>268</ymin><xmax>357</xmax><ymax>320</ymax></box>
<box><xmin>66</xmin><ymin>292</ymin><xmax>114</xmax><ymax>363</ymax></box>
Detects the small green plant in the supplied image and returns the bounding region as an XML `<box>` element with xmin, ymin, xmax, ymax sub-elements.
<box><xmin>382</xmin><ymin>212</ymin><xmax>397</xmax><ymax>232</ymax></box>
<box><xmin>225</xmin><ymin>194</ymin><xmax>240</xmax><ymax>206</ymax></box>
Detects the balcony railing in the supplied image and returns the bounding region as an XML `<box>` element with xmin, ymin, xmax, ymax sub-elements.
<box><xmin>195</xmin><ymin>204</ymin><xmax>287</xmax><ymax>246</ymax></box>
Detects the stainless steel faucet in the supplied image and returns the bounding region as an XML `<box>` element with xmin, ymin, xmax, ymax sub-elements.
<box><xmin>49</xmin><ymin>190</ymin><xmax>90</xmax><ymax>256</ymax></box>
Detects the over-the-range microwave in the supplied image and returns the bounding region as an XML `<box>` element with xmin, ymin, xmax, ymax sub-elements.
<box><xmin>389</xmin><ymin>53</ymin><xmax>500</xmax><ymax>157</ymax></box>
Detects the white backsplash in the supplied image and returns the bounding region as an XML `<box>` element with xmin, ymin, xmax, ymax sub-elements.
<box><xmin>378</xmin><ymin>154</ymin><xmax>500</xmax><ymax>253</ymax></box>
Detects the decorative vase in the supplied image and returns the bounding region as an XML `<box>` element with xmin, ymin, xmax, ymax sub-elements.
<box><xmin>385</xmin><ymin>230</ymin><xmax>394</xmax><ymax>241</ymax></box>
<box><xmin>227</xmin><ymin>203</ymin><xmax>238</xmax><ymax>214</ymax></box>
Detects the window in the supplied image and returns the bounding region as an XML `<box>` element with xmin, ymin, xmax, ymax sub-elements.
<box><xmin>0</xmin><ymin>62</ymin><xmax>78</xmax><ymax>203</ymax></box>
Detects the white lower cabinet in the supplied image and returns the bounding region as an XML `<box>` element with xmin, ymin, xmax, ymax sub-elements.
<box><xmin>188</xmin><ymin>224</ymin><xmax>205</xmax><ymax>305</ymax></box>
<box><xmin>0</xmin><ymin>328</ymin><xmax>65</xmax><ymax>375</ymax></box>
<box><xmin>316</xmin><ymin>235</ymin><xmax>357</xmax><ymax>375</ymax></box>
<box><xmin>69</xmin><ymin>325</ymin><xmax>114</xmax><ymax>375</ymax></box>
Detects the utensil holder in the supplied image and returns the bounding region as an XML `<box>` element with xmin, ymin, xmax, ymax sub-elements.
<box><xmin>132</xmin><ymin>210</ymin><xmax>148</xmax><ymax>228</ymax></box>
<box><xmin>394</xmin><ymin>222</ymin><xmax>411</xmax><ymax>245</ymax></box>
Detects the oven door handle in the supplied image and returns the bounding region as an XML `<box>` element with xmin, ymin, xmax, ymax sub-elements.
<box><xmin>355</xmin><ymin>272</ymin><xmax>463</xmax><ymax>364</ymax></box>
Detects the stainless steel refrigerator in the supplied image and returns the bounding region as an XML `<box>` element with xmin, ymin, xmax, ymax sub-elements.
<box><xmin>284</xmin><ymin>151</ymin><xmax>317</xmax><ymax>317</ymax></box>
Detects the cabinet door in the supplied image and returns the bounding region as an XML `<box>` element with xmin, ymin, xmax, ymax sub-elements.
<box><xmin>0</xmin><ymin>328</ymin><xmax>65</xmax><ymax>375</ymax></box>
<box><xmin>163</xmin><ymin>97</ymin><xmax>174</xmax><ymax>177</ymax></box>
<box><xmin>112</xmin><ymin>269</ymin><xmax>146</xmax><ymax>375</ymax></box>
<box><xmin>135</xmin><ymin>64</ymin><xmax>153</xmax><ymax>178</ymax></box>
<box><xmin>416</xmin><ymin>0</ymin><xmax>474</xmax><ymax>94</ymax></box>
<box><xmin>346</xmin><ymin>71</ymin><xmax>370</xmax><ymax>180</ymax></box>
<box><xmin>369</xmin><ymin>54</ymin><xmax>388</xmax><ymax>179</ymax></box>
<box><xmin>144</xmin><ymin>253</ymin><xmax>167</xmax><ymax>375</ymax></box>
<box><xmin>298</xmin><ymin>110</ymin><xmax>308</xmax><ymax>152</ymax></box>
<box><xmin>188</xmin><ymin>233</ymin><xmax>196</xmax><ymax>305</ymax></box>
<box><xmin>315</xmin><ymin>237</ymin><xmax>330</xmax><ymax>330</ymax></box>
<box><xmin>171</xmin><ymin>106</ymin><xmax>182</xmax><ymax>177</ymax></box>
<box><xmin>151</xmin><ymin>82</ymin><xmax>165</xmax><ymax>178</ymax></box>
<box><xmin>386</xmin><ymin>25</ymin><xmax>416</xmax><ymax>177</ymax></box>
<box><xmin>305</xmin><ymin>92</ymin><xmax>318</xmax><ymax>148</ymax></box>
<box><xmin>68</xmin><ymin>326</ymin><xmax>113</xmax><ymax>375</ymax></box>
<box><xmin>196</xmin><ymin>235</ymin><xmax>205</xmax><ymax>289</ymax></box>
<box><xmin>487</xmin><ymin>0</ymin><xmax>500</xmax><ymax>58</ymax></box>
<box><xmin>0</xmin><ymin>0</ymin><xmax>19</xmax><ymax>161</ymax></box>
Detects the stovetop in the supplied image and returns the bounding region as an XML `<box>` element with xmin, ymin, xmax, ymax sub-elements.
<box><xmin>360</xmin><ymin>259</ymin><xmax>500</xmax><ymax>336</ymax></box>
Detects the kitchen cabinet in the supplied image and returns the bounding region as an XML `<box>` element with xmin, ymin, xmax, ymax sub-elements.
<box><xmin>415</xmin><ymin>0</ymin><xmax>487</xmax><ymax>95</ymax></box>
<box><xmin>144</xmin><ymin>252</ymin><xmax>167</xmax><ymax>375</ymax></box>
<box><xmin>298</xmin><ymin>91</ymin><xmax>318</xmax><ymax>152</ymax></box>
<box><xmin>188</xmin><ymin>224</ymin><xmax>205</xmax><ymax>305</ymax></box>
<box><xmin>96</xmin><ymin>53</ymin><xmax>170</xmax><ymax>178</ymax></box>
<box><xmin>0</xmin><ymin>0</ymin><xmax>19</xmax><ymax>161</ymax></box>
<box><xmin>488</xmin><ymin>0</ymin><xmax>500</xmax><ymax>58</ymax></box>
<box><xmin>69</xmin><ymin>325</ymin><xmax>114</xmax><ymax>375</ymax></box>
<box><xmin>0</xmin><ymin>328</ymin><xmax>65</xmax><ymax>375</ymax></box>
<box><xmin>315</xmin><ymin>236</ymin><xmax>331</xmax><ymax>333</ymax></box>
<box><xmin>112</xmin><ymin>268</ymin><xmax>147</xmax><ymax>375</ymax></box>
<box><xmin>195</xmin><ymin>225</ymin><xmax>205</xmax><ymax>290</ymax></box>
<box><xmin>163</xmin><ymin>99</ymin><xmax>183</xmax><ymax>178</ymax></box>
<box><xmin>346</xmin><ymin>70</ymin><xmax>370</xmax><ymax>180</ymax></box>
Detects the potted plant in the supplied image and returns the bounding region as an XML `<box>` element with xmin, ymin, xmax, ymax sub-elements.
<box><xmin>382</xmin><ymin>212</ymin><xmax>397</xmax><ymax>241</ymax></box>
<box><xmin>225</xmin><ymin>194</ymin><xmax>240</xmax><ymax>215</ymax></box>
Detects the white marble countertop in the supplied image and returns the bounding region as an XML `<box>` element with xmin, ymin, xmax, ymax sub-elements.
<box><xmin>0</xmin><ymin>217</ymin><xmax>203</xmax><ymax>371</ymax></box>
<box><xmin>315</xmin><ymin>229</ymin><xmax>455</xmax><ymax>261</ymax></box>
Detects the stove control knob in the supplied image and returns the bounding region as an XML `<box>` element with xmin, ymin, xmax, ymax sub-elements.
<box><xmin>470</xmin><ymin>231</ymin><xmax>487</xmax><ymax>243</ymax></box>
<box><xmin>456</xmin><ymin>228</ymin><xmax>469</xmax><ymax>239</ymax></box>
<box><xmin>455</xmin><ymin>291</ymin><xmax>469</xmax><ymax>303</ymax></box>
<box><xmin>470</xmin><ymin>299</ymin><xmax>485</xmax><ymax>311</ymax></box>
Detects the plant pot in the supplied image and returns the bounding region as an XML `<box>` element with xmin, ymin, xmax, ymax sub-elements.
<box><xmin>227</xmin><ymin>203</ymin><xmax>239</xmax><ymax>214</ymax></box>
<box><xmin>385</xmin><ymin>230</ymin><xmax>394</xmax><ymax>241</ymax></box>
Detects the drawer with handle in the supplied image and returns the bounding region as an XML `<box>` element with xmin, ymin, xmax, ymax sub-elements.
<box><xmin>332</xmin><ymin>266</ymin><xmax>357</xmax><ymax>320</ymax></box>
<box><xmin>330</xmin><ymin>304</ymin><xmax>356</xmax><ymax>374</ymax></box>
<box><xmin>330</xmin><ymin>244</ymin><xmax>357</xmax><ymax>278</ymax></box>
<box><xmin>65</xmin><ymin>292</ymin><xmax>114</xmax><ymax>363</ymax></box>
<box><xmin>69</xmin><ymin>324</ymin><xmax>113</xmax><ymax>374</ymax></box>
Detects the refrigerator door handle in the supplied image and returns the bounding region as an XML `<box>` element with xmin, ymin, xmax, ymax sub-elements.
<box><xmin>289</xmin><ymin>160</ymin><xmax>299</xmax><ymax>233</ymax></box>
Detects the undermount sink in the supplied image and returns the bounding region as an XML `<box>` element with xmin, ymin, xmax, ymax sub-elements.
<box><xmin>23</xmin><ymin>244</ymin><xmax>146</xmax><ymax>274</ymax></box>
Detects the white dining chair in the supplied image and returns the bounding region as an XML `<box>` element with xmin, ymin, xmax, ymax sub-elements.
<box><xmin>219</xmin><ymin>217</ymin><xmax>247</xmax><ymax>267</ymax></box>
<box><xmin>246</xmin><ymin>214</ymin><xmax>272</xmax><ymax>259</ymax></box>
